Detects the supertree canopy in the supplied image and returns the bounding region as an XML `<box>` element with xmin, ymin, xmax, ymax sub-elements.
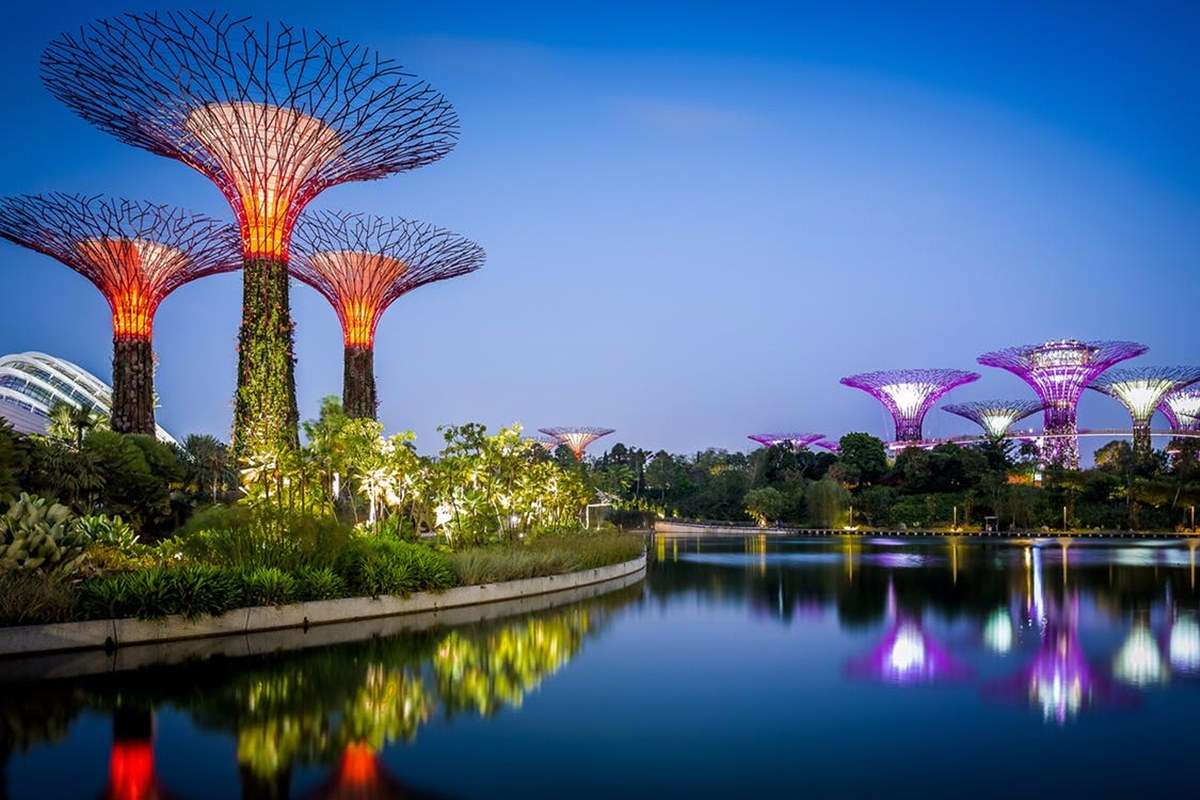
<box><xmin>978</xmin><ymin>339</ymin><xmax>1148</xmax><ymax>468</ymax></box>
<box><xmin>291</xmin><ymin>211</ymin><xmax>485</xmax><ymax>419</ymax></box>
<box><xmin>0</xmin><ymin>193</ymin><xmax>238</xmax><ymax>435</ymax></box>
<box><xmin>747</xmin><ymin>432</ymin><xmax>824</xmax><ymax>450</ymax></box>
<box><xmin>538</xmin><ymin>427</ymin><xmax>615</xmax><ymax>461</ymax></box>
<box><xmin>840</xmin><ymin>369</ymin><xmax>979</xmax><ymax>444</ymax></box>
<box><xmin>813</xmin><ymin>439</ymin><xmax>841</xmax><ymax>454</ymax></box>
<box><xmin>942</xmin><ymin>399</ymin><xmax>1044</xmax><ymax>439</ymax></box>
<box><xmin>1159</xmin><ymin>386</ymin><xmax>1200</xmax><ymax>432</ymax></box>
<box><xmin>1089</xmin><ymin>366</ymin><xmax>1200</xmax><ymax>455</ymax></box>
<box><xmin>42</xmin><ymin>11</ymin><xmax>458</xmax><ymax>454</ymax></box>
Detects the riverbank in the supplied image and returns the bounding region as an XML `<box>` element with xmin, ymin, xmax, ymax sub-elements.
<box><xmin>654</xmin><ymin>519</ymin><xmax>1199</xmax><ymax>539</ymax></box>
<box><xmin>0</xmin><ymin>552</ymin><xmax>647</xmax><ymax>675</ymax></box>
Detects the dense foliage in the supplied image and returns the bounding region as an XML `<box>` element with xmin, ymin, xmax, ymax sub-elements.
<box><xmin>587</xmin><ymin>433</ymin><xmax>1200</xmax><ymax>532</ymax></box>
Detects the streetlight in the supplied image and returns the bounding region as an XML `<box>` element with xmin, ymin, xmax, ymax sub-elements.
<box><xmin>1062</xmin><ymin>505</ymin><xmax>1068</xmax><ymax>533</ymax></box>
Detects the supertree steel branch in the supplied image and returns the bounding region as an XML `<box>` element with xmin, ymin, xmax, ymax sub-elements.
<box><xmin>941</xmin><ymin>400</ymin><xmax>1044</xmax><ymax>439</ymax></box>
<box><xmin>978</xmin><ymin>339</ymin><xmax>1148</xmax><ymax>468</ymax></box>
<box><xmin>1160</xmin><ymin>387</ymin><xmax>1200</xmax><ymax>433</ymax></box>
<box><xmin>42</xmin><ymin>11</ymin><xmax>459</xmax><ymax>454</ymax></box>
<box><xmin>1089</xmin><ymin>367</ymin><xmax>1200</xmax><ymax>455</ymax></box>
<box><xmin>840</xmin><ymin>369</ymin><xmax>979</xmax><ymax>444</ymax></box>
<box><xmin>0</xmin><ymin>193</ymin><xmax>238</xmax><ymax>435</ymax></box>
<box><xmin>747</xmin><ymin>432</ymin><xmax>824</xmax><ymax>450</ymax></box>
<box><xmin>291</xmin><ymin>211</ymin><xmax>485</xmax><ymax>419</ymax></box>
<box><xmin>813</xmin><ymin>439</ymin><xmax>841</xmax><ymax>454</ymax></box>
<box><xmin>538</xmin><ymin>427</ymin><xmax>615</xmax><ymax>461</ymax></box>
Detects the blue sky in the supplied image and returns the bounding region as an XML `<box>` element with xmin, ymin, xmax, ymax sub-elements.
<box><xmin>1</xmin><ymin>1</ymin><xmax>1198</xmax><ymax>457</ymax></box>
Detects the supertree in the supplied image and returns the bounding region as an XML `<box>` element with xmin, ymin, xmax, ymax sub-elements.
<box><xmin>978</xmin><ymin>339</ymin><xmax>1148</xmax><ymax>468</ymax></box>
<box><xmin>813</xmin><ymin>439</ymin><xmax>841</xmax><ymax>454</ymax></box>
<box><xmin>42</xmin><ymin>12</ymin><xmax>458</xmax><ymax>454</ymax></box>
<box><xmin>291</xmin><ymin>211</ymin><xmax>484</xmax><ymax>419</ymax></box>
<box><xmin>747</xmin><ymin>432</ymin><xmax>824</xmax><ymax>450</ymax></box>
<box><xmin>1160</xmin><ymin>386</ymin><xmax>1200</xmax><ymax>432</ymax></box>
<box><xmin>840</xmin><ymin>369</ymin><xmax>979</xmax><ymax>444</ymax></box>
<box><xmin>0</xmin><ymin>193</ymin><xmax>238</xmax><ymax>435</ymax></box>
<box><xmin>538</xmin><ymin>427</ymin><xmax>615</xmax><ymax>461</ymax></box>
<box><xmin>942</xmin><ymin>400</ymin><xmax>1044</xmax><ymax>439</ymax></box>
<box><xmin>1089</xmin><ymin>367</ymin><xmax>1200</xmax><ymax>456</ymax></box>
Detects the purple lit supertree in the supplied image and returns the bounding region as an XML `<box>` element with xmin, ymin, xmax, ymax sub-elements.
<box><xmin>538</xmin><ymin>427</ymin><xmax>615</xmax><ymax>461</ymax></box>
<box><xmin>0</xmin><ymin>194</ymin><xmax>239</xmax><ymax>435</ymax></box>
<box><xmin>813</xmin><ymin>439</ymin><xmax>841</xmax><ymax>454</ymax></box>
<box><xmin>1089</xmin><ymin>367</ymin><xmax>1200</xmax><ymax>456</ymax></box>
<box><xmin>747</xmin><ymin>432</ymin><xmax>824</xmax><ymax>450</ymax></box>
<box><xmin>1160</xmin><ymin>386</ymin><xmax>1200</xmax><ymax>432</ymax></box>
<box><xmin>978</xmin><ymin>339</ymin><xmax>1148</xmax><ymax>468</ymax></box>
<box><xmin>942</xmin><ymin>399</ymin><xmax>1044</xmax><ymax>439</ymax></box>
<box><xmin>290</xmin><ymin>211</ymin><xmax>485</xmax><ymax>419</ymax></box>
<box><xmin>840</xmin><ymin>369</ymin><xmax>979</xmax><ymax>445</ymax></box>
<box><xmin>42</xmin><ymin>11</ymin><xmax>458</xmax><ymax>454</ymax></box>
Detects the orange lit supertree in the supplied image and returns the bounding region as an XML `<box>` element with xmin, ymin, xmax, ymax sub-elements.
<box><xmin>0</xmin><ymin>193</ymin><xmax>238</xmax><ymax>435</ymax></box>
<box><xmin>538</xmin><ymin>427</ymin><xmax>615</xmax><ymax>461</ymax></box>
<box><xmin>291</xmin><ymin>211</ymin><xmax>485</xmax><ymax>419</ymax></box>
<box><xmin>42</xmin><ymin>12</ymin><xmax>458</xmax><ymax>453</ymax></box>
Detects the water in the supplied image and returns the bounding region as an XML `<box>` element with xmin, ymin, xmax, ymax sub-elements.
<box><xmin>4</xmin><ymin>534</ymin><xmax>1200</xmax><ymax>798</ymax></box>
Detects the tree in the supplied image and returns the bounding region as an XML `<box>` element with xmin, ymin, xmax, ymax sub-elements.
<box><xmin>744</xmin><ymin>486</ymin><xmax>788</xmax><ymax>527</ymax></box>
<box><xmin>836</xmin><ymin>433</ymin><xmax>888</xmax><ymax>487</ymax></box>
<box><xmin>806</xmin><ymin>479</ymin><xmax>849</xmax><ymax>527</ymax></box>
<box><xmin>47</xmin><ymin>401</ymin><xmax>109</xmax><ymax>449</ymax></box>
<box><xmin>180</xmin><ymin>434</ymin><xmax>235</xmax><ymax>503</ymax></box>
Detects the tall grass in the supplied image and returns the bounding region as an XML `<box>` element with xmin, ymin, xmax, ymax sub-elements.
<box><xmin>451</xmin><ymin>531</ymin><xmax>643</xmax><ymax>585</ymax></box>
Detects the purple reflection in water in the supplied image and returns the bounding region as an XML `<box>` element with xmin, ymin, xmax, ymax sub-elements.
<box><xmin>845</xmin><ymin>617</ymin><xmax>972</xmax><ymax>685</ymax></box>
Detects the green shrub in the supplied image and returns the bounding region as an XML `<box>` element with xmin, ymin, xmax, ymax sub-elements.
<box><xmin>338</xmin><ymin>538</ymin><xmax>456</xmax><ymax>597</ymax></box>
<box><xmin>76</xmin><ymin>564</ymin><xmax>241</xmax><ymax>620</ymax></box>
<box><xmin>0</xmin><ymin>572</ymin><xmax>75</xmax><ymax>626</ymax></box>
<box><xmin>451</xmin><ymin>531</ymin><xmax>644</xmax><ymax>585</ymax></box>
<box><xmin>179</xmin><ymin>505</ymin><xmax>351</xmax><ymax>571</ymax></box>
<box><xmin>0</xmin><ymin>493</ymin><xmax>87</xmax><ymax>575</ymax></box>
<box><xmin>239</xmin><ymin>567</ymin><xmax>297</xmax><ymax>607</ymax></box>
<box><xmin>295</xmin><ymin>566</ymin><xmax>346</xmax><ymax>601</ymax></box>
<box><xmin>76</xmin><ymin>514</ymin><xmax>139</xmax><ymax>551</ymax></box>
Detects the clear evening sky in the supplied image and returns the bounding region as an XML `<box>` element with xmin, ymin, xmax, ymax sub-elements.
<box><xmin>1</xmin><ymin>1</ymin><xmax>1197</xmax><ymax>456</ymax></box>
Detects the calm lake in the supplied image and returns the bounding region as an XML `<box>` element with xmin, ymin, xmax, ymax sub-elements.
<box><xmin>4</xmin><ymin>534</ymin><xmax>1200</xmax><ymax>798</ymax></box>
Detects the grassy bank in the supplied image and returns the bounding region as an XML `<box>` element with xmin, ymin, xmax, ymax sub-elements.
<box><xmin>450</xmin><ymin>531</ymin><xmax>644</xmax><ymax>584</ymax></box>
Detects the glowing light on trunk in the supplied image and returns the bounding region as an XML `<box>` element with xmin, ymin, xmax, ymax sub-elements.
<box><xmin>75</xmin><ymin>238</ymin><xmax>188</xmax><ymax>339</ymax></box>
<box><xmin>307</xmin><ymin>250</ymin><xmax>408</xmax><ymax>347</ymax></box>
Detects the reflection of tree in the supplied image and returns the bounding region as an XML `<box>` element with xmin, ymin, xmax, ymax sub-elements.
<box><xmin>342</xmin><ymin>667</ymin><xmax>432</xmax><ymax>749</ymax></box>
<box><xmin>845</xmin><ymin>616</ymin><xmax>971</xmax><ymax>684</ymax></box>
<box><xmin>1113</xmin><ymin>616</ymin><xmax>1168</xmax><ymax>687</ymax></box>
<box><xmin>297</xmin><ymin>742</ymin><xmax>451</xmax><ymax>800</ymax></box>
<box><xmin>433</xmin><ymin>610</ymin><xmax>590</xmax><ymax>716</ymax></box>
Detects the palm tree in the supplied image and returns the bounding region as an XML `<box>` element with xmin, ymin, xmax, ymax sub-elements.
<box><xmin>181</xmin><ymin>434</ymin><xmax>234</xmax><ymax>502</ymax></box>
<box><xmin>47</xmin><ymin>401</ymin><xmax>108</xmax><ymax>449</ymax></box>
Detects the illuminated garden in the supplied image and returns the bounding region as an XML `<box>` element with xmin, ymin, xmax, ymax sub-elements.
<box><xmin>1</xmin><ymin>5</ymin><xmax>1199</xmax><ymax>799</ymax></box>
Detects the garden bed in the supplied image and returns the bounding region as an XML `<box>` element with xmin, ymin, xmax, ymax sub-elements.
<box><xmin>0</xmin><ymin>550</ymin><xmax>646</xmax><ymax>659</ymax></box>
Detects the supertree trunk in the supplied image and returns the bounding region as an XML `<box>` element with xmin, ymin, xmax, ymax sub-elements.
<box><xmin>343</xmin><ymin>345</ymin><xmax>377</xmax><ymax>419</ymax></box>
<box><xmin>111</xmin><ymin>336</ymin><xmax>155</xmax><ymax>435</ymax></box>
<box><xmin>1131</xmin><ymin>422</ymin><xmax>1152</xmax><ymax>458</ymax></box>
<box><xmin>233</xmin><ymin>257</ymin><xmax>299</xmax><ymax>455</ymax></box>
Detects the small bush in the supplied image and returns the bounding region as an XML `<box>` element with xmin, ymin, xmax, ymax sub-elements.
<box><xmin>76</xmin><ymin>514</ymin><xmax>139</xmax><ymax>551</ymax></box>
<box><xmin>76</xmin><ymin>564</ymin><xmax>241</xmax><ymax>620</ymax></box>
<box><xmin>179</xmin><ymin>505</ymin><xmax>351</xmax><ymax>571</ymax></box>
<box><xmin>0</xmin><ymin>572</ymin><xmax>75</xmax><ymax>626</ymax></box>
<box><xmin>295</xmin><ymin>566</ymin><xmax>346</xmax><ymax>601</ymax></box>
<box><xmin>239</xmin><ymin>567</ymin><xmax>297</xmax><ymax>607</ymax></box>
<box><xmin>338</xmin><ymin>538</ymin><xmax>456</xmax><ymax>597</ymax></box>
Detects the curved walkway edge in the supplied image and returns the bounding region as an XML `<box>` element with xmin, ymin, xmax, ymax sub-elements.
<box><xmin>0</xmin><ymin>554</ymin><xmax>648</xmax><ymax>663</ymax></box>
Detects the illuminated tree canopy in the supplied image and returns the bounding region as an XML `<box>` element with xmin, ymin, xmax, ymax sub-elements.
<box><xmin>978</xmin><ymin>339</ymin><xmax>1147</xmax><ymax>467</ymax></box>
<box><xmin>0</xmin><ymin>193</ymin><xmax>238</xmax><ymax>435</ymax></box>
<box><xmin>840</xmin><ymin>368</ymin><xmax>979</xmax><ymax>444</ymax></box>
<box><xmin>538</xmin><ymin>427</ymin><xmax>615</xmax><ymax>461</ymax></box>
<box><xmin>942</xmin><ymin>399</ymin><xmax>1044</xmax><ymax>439</ymax></box>
<box><xmin>747</xmin><ymin>432</ymin><xmax>824</xmax><ymax>450</ymax></box>
<box><xmin>42</xmin><ymin>11</ymin><xmax>458</xmax><ymax>261</ymax></box>
<box><xmin>1090</xmin><ymin>366</ymin><xmax>1200</xmax><ymax>454</ymax></box>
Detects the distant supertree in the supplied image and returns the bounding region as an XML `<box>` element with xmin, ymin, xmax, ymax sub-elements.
<box><xmin>942</xmin><ymin>400</ymin><xmax>1044</xmax><ymax>439</ymax></box>
<box><xmin>978</xmin><ymin>339</ymin><xmax>1147</xmax><ymax>468</ymax></box>
<box><xmin>0</xmin><ymin>193</ymin><xmax>238</xmax><ymax>434</ymax></box>
<box><xmin>43</xmin><ymin>11</ymin><xmax>458</xmax><ymax>454</ymax></box>
<box><xmin>840</xmin><ymin>369</ymin><xmax>979</xmax><ymax>444</ymax></box>
<box><xmin>1160</xmin><ymin>386</ymin><xmax>1200</xmax><ymax>433</ymax></box>
<box><xmin>1089</xmin><ymin>367</ymin><xmax>1200</xmax><ymax>455</ymax></box>
<box><xmin>747</xmin><ymin>432</ymin><xmax>824</xmax><ymax>450</ymax></box>
<box><xmin>527</xmin><ymin>434</ymin><xmax>560</xmax><ymax>453</ymax></box>
<box><xmin>813</xmin><ymin>439</ymin><xmax>841</xmax><ymax>454</ymax></box>
<box><xmin>538</xmin><ymin>427</ymin><xmax>615</xmax><ymax>461</ymax></box>
<box><xmin>291</xmin><ymin>211</ymin><xmax>484</xmax><ymax>419</ymax></box>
